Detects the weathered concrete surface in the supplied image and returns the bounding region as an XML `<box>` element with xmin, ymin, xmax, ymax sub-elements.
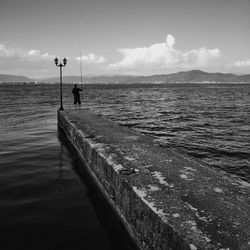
<box><xmin>58</xmin><ymin>109</ymin><xmax>250</xmax><ymax>250</ymax></box>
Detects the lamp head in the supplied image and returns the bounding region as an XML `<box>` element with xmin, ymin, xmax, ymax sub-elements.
<box><xmin>54</xmin><ymin>57</ymin><xmax>58</xmax><ymax>66</ymax></box>
<box><xmin>63</xmin><ymin>57</ymin><xmax>67</xmax><ymax>66</ymax></box>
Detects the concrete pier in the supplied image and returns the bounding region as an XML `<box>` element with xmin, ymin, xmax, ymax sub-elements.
<box><xmin>58</xmin><ymin>109</ymin><xmax>250</xmax><ymax>250</ymax></box>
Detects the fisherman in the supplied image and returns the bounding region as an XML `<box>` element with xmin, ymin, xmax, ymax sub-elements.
<box><xmin>72</xmin><ymin>83</ymin><xmax>82</xmax><ymax>109</ymax></box>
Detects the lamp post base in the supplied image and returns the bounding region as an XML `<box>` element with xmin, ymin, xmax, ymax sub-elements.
<box><xmin>59</xmin><ymin>106</ymin><xmax>64</xmax><ymax>111</ymax></box>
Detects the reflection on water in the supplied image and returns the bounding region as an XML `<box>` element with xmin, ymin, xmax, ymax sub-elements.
<box><xmin>0</xmin><ymin>129</ymin><xmax>136</xmax><ymax>250</ymax></box>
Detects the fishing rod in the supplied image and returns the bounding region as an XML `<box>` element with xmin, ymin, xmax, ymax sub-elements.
<box><xmin>80</xmin><ymin>49</ymin><xmax>83</xmax><ymax>98</ymax></box>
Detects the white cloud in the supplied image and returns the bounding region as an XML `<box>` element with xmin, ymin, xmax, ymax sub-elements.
<box><xmin>0</xmin><ymin>44</ymin><xmax>55</xmax><ymax>63</ymax></box>
<box><xmin>108</xmin><ymin>34</ymin><xmax>221</xmax><ymax>71</ymax></box>
<box><xmin>0</xmin><ymin>43</ymin><xmax>56</xmax><ymax>77</ymax></box>
<box><xmin>234</xmin><ymin>59</ymin><xmax>250</xmax><ymax>67</ymax></box>
<box><xmin>28</xmin><ymin>49</ymin><xmax>41</xmax><ymax>56</ymax></box>
<box><xmin>0</xmin><ymin>44</ymin><xmax>54</xmax><ymax>61</ymax></box>
<box><xmin>0</xmin><ymin>44</ymin><xmax>26</xmax><ymax>57</ymax></box>
<box><xmin>166</xmin><ymin>34</ymin><xmax>175</xmax><ymax>47</ymax></box>
<box><xmin>76</xmin><ymin>53</ymin><xmax>106</xmax><ymax>64</ymax></box>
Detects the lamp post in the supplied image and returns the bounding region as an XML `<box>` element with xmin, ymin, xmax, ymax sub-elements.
<box><xmin>54</xmin><ymin>57</ymin><xmax>67</xmax><ymax>110</ymax></box>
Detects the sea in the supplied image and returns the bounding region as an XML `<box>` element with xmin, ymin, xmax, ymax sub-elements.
<box><xmin>0</xmin><ymin>82</ymin><xmax>250</xmax><ymax>249</ymax></box>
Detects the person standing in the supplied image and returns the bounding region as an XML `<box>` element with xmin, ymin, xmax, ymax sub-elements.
<box><xmin>72</xmin><ymin>83</ymin><xmax>82</xmax><ymax>109</ymax></box>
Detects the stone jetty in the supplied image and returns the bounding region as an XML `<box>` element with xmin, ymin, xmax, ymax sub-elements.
<box><xmin>58</xmin><ymin>109</ymin><xmax>250</xmax><ymax>250</ymax></box>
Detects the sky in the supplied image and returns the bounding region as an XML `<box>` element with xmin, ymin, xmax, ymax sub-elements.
<box><xmin>0</xmin><ymin>0</ymin><xmax>249</xmax><ymax>78</ymax></box>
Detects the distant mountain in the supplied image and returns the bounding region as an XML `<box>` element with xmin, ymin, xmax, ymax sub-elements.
<box><xmin>0</xmin><ymin>74</ymin><xmax>33</xmax><ymax>83</ymax></box>
<box><xmin>1</xmin><ymin>70</ymin><xmax>250</xmax><ymax>84</ymax></box>
<box><xmin>45</xmin><ymin>70</ymin><xmax>250</xmax><ymax>84</ymax></box>
<box><xmin>132</xmin><ymin>70</ymin><xmax>250</xmax><ymax>83</ymax></box>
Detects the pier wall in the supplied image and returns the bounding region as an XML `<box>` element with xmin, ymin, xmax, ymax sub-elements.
<box><xmin>58</xmin><ymin>109</ymin><xmax>250</xmax><ymax>250</ymax></box>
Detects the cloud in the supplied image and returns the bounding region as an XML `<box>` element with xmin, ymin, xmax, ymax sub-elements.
<box><xmin>108</xmin><ymin>34</ymin><xmax>221</xmax><ymax>71</ymax></box>
<box><xmin>0</xmin><ymin>43</ymin><xmax>56</xmax><ymax>77</ymax></box>
<box><xmin>76</xmin><ymin>53</ymin><xmax>106</xmax><ymax>64</ymax></box>
<box><xmin>234</xmin><ymin>59</ymin><xmax>250</xmax><ymax>67</ymax></box>
<box><xmin>28</xmin><ymin>49</ymin><xmax>41</xmax><ymax>56</ymax></box>
<box><xmin>0</xmin><ymin>44</ymin><xmax>26</xmax><ymax>58</ymax></box>
<box><xmin>0</xmin><ymin>44</ymin><xmax>54</xmax><ymax>61</ymax></box>
<box><xmin>166</xmin><ymin>34</ymin><xmax>175</xmax><ymax>47</ymax></box>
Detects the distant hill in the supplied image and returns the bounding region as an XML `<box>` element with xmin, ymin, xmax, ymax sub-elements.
<box><xmin>0</xmin><ymin>74</ymin><xmax>33</xmax><ymax>83</ymax></box>
<box><xmin>130</xmin><ymin>70</ymin><xmax>250</xmax><ymax>83</ymax></box>
<box><xmin>1</xmin><ymin>70</ymin><xmax>250</xmax><ymax>84</ymax></box>
<box><xmin>45</xmin><ymin>70</ymin><xmax>250</xmax><ymax>84</ymax></box>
